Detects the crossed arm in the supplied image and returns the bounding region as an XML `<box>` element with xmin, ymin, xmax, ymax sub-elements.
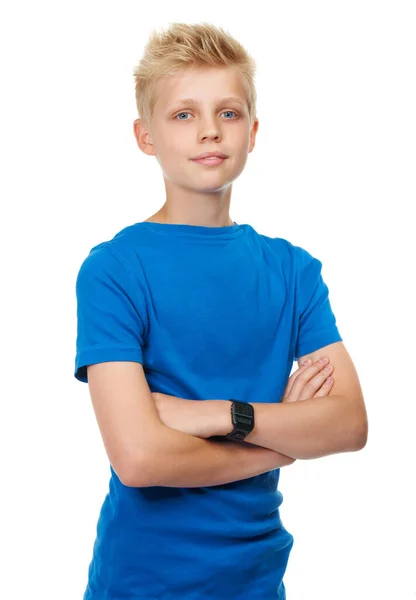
<box><xmin>154</xmin><ymin>342</ymin><xmax>368</xmax><ymax>461</ymax></box>
<box><xmin>88</xmin><ymin>342</ymin><xmax>368</xmax><ymax>487</ymax></box>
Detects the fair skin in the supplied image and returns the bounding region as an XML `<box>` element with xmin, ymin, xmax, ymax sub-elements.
<box><xmin>133</xmin><ymin>65</ymin><xmax>259</xmax><ymax>227</ymax></box>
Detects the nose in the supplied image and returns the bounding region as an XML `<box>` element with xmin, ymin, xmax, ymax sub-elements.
<box><xmin>198</xmin><ymin>118</ymin><xmax>222</xmax><ymax>142</ymax></box>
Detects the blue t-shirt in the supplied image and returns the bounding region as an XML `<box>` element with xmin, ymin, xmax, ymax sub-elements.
<box><xmin>74</xmin><ymin>220</ymin><xmax>342</xmax><ymax>600</ymax></box>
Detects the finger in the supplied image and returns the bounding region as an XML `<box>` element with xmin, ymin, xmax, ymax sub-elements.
<box><xmin>288</xmin><ymin>359</ymin><xmax>332</xmax><ymax>401</ymax></box>
<box><xmin>297</xmin><ymin>364</ymin><xmax>334</xmax><ymax>401</ymax></box>
<box><xmin>282</xmin><ymin>360</ymin><xmax>313</xmax><ymax>398</ymax></box>
<box><xmin>295</xmin><ymin>374</ymin><xmax>334</xmax><ymax>402</ymax></box>
<box><xmin>313</xmin><ymin>376</ymin><xmax>334</xmax><ymax>397</ymax></box>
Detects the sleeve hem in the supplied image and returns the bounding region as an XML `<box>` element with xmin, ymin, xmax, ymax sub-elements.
<box><xmin>75</xmin><ymin>346</ymin><xmax>144</xmax><ymax>383</ymax></box>
<box><xmin>295</xmin><ymin>330</ymin><xmax>343</xmax><ymax>360</ymax></box>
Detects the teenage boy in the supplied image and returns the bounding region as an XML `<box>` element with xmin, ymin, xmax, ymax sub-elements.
<box><xmin>74</xmin><ymin>22</ymin><xmax>368</xmax><ymax>600</ymax></box>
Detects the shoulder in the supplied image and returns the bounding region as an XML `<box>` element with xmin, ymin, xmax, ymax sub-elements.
<box><xmin>77</xmin><ymin>222</ymin><xmax>151</xmax><ymax>276</ymax></box>
<box><xmin>76</xmin><ymin>241</ymin><xmax>114</xmax><ymax>278</ymax></box>
<box><xmin>246</xmin><ymin>224</ymin><xmax>314</xmax><ymax>267</ymax></box>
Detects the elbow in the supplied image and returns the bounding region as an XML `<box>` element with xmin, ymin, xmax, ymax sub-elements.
<box><xmin>119</xmin><ymin>425</ymin><xmax>168</xmax><ymax>487</ymax></box>
<box><xmin>111</xmin><ymin>457</ymin><xmax>140</xmax><ymax>487</ymax></box>
<box><xmin>118</xmin><ymin>470</ymin><xmax>137</xmax><ymax>487</ymax></box>
<box><xmin>353</xmin><ymin>417</ymin><xmax>368</xmax><ymax>451</ymax></box>
<box><xmin>115</xmin><ymin>446</ymin><xmax>160</xmax><ymax>488</ymax></box>
<box><xmin>355</xmin><ymin>428</ymin><xmax>368</xmax><ymax>451</ymax></box>
<box><xmin>119</xmin><ymin>457</ymin><xmax>155</xmax><ymax>488</ymax></box>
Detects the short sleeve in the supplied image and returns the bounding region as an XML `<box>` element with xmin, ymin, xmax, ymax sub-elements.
<box><xmin>294</xmin><ymin>246</ymin><xmax>342</xmax><ymax>359</ymax></box>
<box><xmin>74</xmin><ymin>243</ymin><xmax>147</xmax><ymax>383</ymax></box>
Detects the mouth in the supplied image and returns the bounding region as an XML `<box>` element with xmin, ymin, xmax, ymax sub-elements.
<box><xmin>191</xmin><ymin>152</ymin><xmax>228</xmax><ymax>160</ymax></box>
<box><xmin>191</xmin><ymin>156</ymin><xmax>227</xmax><ymax>166</ymax></box>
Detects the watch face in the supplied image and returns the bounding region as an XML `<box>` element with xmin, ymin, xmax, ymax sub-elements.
<box><xmin>234</xmin><ymin>415</ymin><xmax>253</xmax><ymax>426</ymax></box>
<box><xmin>230</xmin><ymin>401</ymin><xmax>254</xmax><ymax>438</ymax></box>
<box><xmin>233</xmin><ymin>402</ymin><xmax>253</xmax><ymax>418</ymax></box>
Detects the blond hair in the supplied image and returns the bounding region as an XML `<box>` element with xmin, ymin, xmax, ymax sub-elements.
<box><xmin>133</xmin><ymin>22</ymin><xmax>257</xmax><ymax>129</ymax></box>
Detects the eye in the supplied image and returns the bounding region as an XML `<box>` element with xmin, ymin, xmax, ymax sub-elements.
<box><xmin>222</xmin><ymin>110</ymin><xmax>238</xmax><ymax>119</ymax></box>
<box><xmin>175</xmin><ymin>112</ymin><xmax>191</xmax><ymax>120</ymax></box>
<box><xmin>173</xmin><ymin>110</ymin><xmax>239</xmax><ymax>121</ymax></box>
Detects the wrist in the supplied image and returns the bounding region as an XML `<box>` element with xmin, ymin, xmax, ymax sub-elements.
<box><xmin>209</xmin><ymin>400</ymin><xmax>234</xmax><ymax>437</ymax></box>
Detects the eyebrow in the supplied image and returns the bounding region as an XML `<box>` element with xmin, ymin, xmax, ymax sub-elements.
<box><xmin>166</xmin><ymin>96</ymin><xmax>246</xmax><ymax>109</ymax></box>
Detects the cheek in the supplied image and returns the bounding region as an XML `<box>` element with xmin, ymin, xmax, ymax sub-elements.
<box><xmin>224</xmin><ymin>126</ymin><xmax>250</xmax><ymax>154</ymax></box>
<box><xmin>237</xmin><ymin>130</ymin><xmax>251</xmax><ymax>151</ymax></box>
<box><xmin>156</xmin><ymin>143</ymin><xmax>191</xmax><ymax>177</ymax></box>
<box><xmin>158</xmin><ymin>131</ymin><xmax>190</xmax><ymax>159</ymax></box>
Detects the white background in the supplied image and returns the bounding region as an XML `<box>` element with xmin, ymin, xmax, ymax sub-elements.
<box><xmin>1</xmin><ymin>1</ymin><xmax>415</xmax><ymax>599</ymax></box>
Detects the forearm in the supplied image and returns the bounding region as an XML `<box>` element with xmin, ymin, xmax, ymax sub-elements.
<box><xmin>244</xmin><ymin>396</ymin><xmax>367</xmax><ymax>460</ymax></box>
<box><xmin>134</xmin><ymin>423</ymin><xmax>295</xmax><ymax>488</ymax></box>
<box><xmin>211</xmin><ymin>396</ymin><xmax>367</xmax><ymax>460</ymax></box>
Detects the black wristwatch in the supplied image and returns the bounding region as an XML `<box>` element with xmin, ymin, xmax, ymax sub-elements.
<box><xmin>225</xmin><ymin>400</ymin><xmax>255</xmax><ymax>442</ymax></box>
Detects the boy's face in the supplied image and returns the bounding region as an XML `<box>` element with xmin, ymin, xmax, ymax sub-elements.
<box><xmin>134</xmin><ymin>66</ymin><xmax>258</xmax><ymax>195</ymax></box>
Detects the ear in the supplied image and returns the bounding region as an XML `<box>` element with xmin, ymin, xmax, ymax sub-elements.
<box><xmin>248</xmin><ymin>118</ymin><xmax>259</xmax><ymax>154</ymax></box>
<box><xmin>133</xmin><ymin>118</ymin><xmax>156</xmax><ymax>157</ymax></box>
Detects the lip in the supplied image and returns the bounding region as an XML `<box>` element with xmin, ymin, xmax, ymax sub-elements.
<box><xmin>191</xmin><ymin>151</ymin><xmax>227</xmax><ymax>160</ymax></box>
<box><xmin>192</xmin><ymin>156</ymin><xmax>226</xmax><ymax>166</ymax></box>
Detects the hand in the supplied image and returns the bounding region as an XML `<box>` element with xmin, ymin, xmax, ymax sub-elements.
<box><xmin>152</xmin><ymin>392</ymin><xmax>216</xmax><ymax>438</ymax></box>
<box><xmin>282</xmin><ymin>357</ymin><xmax>334</xmax><ymax>403</ymax></box>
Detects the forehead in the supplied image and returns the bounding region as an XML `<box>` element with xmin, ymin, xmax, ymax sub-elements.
<box><xmin>154</xmin><ymin>67</ymin><xmax>248</xmax><ymax>110</ymax></box>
